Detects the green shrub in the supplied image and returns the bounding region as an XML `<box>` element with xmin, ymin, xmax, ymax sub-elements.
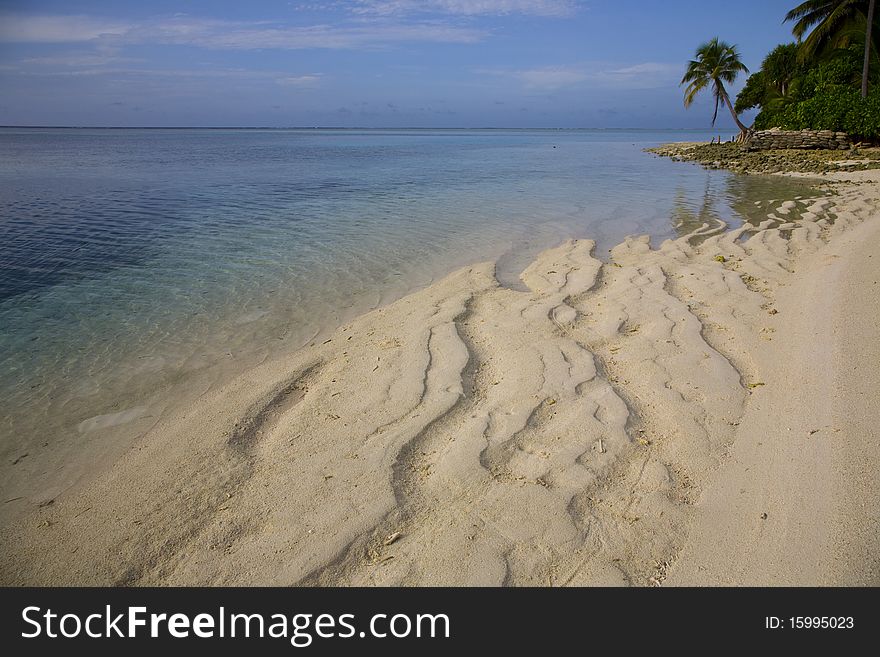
<box><xmin>756</xmin><ymin>86</ymin><xmax>880</xmax><ymax>139</ymax></box>
<box><xmin>735</xmin><ymin>71</ymin><xmax>767</xmax><ymax>114</ymax></box>
<box><xmin>752</xmin><ymin>47</ymin><xmax>880</xmax><ymax>139</ymax></box>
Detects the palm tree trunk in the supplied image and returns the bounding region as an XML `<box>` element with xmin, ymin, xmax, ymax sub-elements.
<box><xmin>720</xmin><ymin>86</ymin><xmax>749</xmax><ymax>135</ymax></box>
<box><xmin>863</xmin><ymin>0</ymin><xmax>876</xmax><ymax>98</ymax></box>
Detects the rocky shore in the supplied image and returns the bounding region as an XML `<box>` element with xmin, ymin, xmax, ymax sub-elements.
<box><xmin>647</xmin><ymin>141</ymin><xmax>880</xmax><ymax>175</ymax></box>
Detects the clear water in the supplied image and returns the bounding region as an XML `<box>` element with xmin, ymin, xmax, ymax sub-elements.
<box><xmin>0</xmin><ymin>128</ymin><xmax>820</xmax><ymax>504</ymax></box>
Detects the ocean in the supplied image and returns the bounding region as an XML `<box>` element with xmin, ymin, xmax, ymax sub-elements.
<box><xmin>0</xmin><ymin>128</ymin><xmax>821</xmax><ymax>503</ymax></box>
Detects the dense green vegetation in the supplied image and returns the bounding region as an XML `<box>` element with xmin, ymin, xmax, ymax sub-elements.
<box><xmin>739</xmin><ymin>44</ymin><xmax>880</xmax><ymax>138</ymax></box>
<box><xmin>685</xmin><ymin>1</ymin><xmax>880</xmax><ymax>140</ymax></box>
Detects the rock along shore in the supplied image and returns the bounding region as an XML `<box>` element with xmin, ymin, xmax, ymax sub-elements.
<box><xmin>647</xmin><ymin>141</ymin><xmax>880</xmax><ymax>175</ymax></box>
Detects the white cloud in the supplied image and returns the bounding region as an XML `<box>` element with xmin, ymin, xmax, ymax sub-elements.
<box><xmin>479</xmin><ymin>61</ymin><xmax>681</xmax><ymax>91</ymax></box>
<box><xmin>605</xmin><ymin>62</ymin><xmax>679</xmax><ymax>77</ymax></box>
<box><xmin>0</xmin><ymin>14</ymin><xmax>130</xmax><ymax>43</ymax></box>
<box><xmin>593</xmin><ymin>62</ymin><xmax>680</xmax><ymax>88</ymax></box>
<box><xmin>0</xmin><ymin>13</ymin><xmax>486</xmax><ymax>50</ymax></box>
<box><xmin>22</xmin><ymin>53</ymin><xmax>140</xmax><ymax>68</ymax></box>
<box><xmin>276</xmin><ymin>74</ymin><xmax>323</xmax><ymax>86</ymax></box>
<box><xmin>144</xmin><ymin>20</ymin><xmax>486</xmax><ymax>49</ymax></box>
<box><xmin>352</xmin><ymin>0</ymin><xmax>578</xmax><ymax>16</ymax></box>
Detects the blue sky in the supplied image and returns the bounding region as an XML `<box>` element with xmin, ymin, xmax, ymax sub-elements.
<box><xmin>0</xmin><ymin>1</ymin><xmax>801</xmax><ymax>128</ymax></box>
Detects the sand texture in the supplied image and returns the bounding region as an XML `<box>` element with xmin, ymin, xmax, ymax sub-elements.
<box><xmin>1</xmin><ymin>172</ymin><xmax>878</xmax><ymax>586</ymax></box>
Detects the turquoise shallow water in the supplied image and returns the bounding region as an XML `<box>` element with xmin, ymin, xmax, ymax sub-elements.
<box><xmin>0</xmin><ymin>128</ymin><xmax>821</xmax><ymax>500</ymax></box>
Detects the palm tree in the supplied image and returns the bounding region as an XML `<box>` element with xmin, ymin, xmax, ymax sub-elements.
<box><xmin>681</xmin><ymin>38</ymin><xmax>750</xmax><ymax>135</ymax></box>
<box><xmin>762</xmin><ymin>43</ymin><xmax>802</xmax><ymax>96</ymax></box>
<box><xmin>863</xmin><ymin>0</ymin><xmax>876</xmax><ymax>96</ymax></box>
<box><xmin>784</xmin><ymin>0</ymin><xmax>877</xmax><ymax>96</ymax></box>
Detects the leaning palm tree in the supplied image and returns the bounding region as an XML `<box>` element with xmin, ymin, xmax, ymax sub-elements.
<box><xmin>681</xmin><ymin>38</ymin><xmax>750</xmax><ymax>136</ymax></box>
<box><xmin>784</xmin><ymin>0</ymin><xmax>877</xmax><ymax>96</ymax></box>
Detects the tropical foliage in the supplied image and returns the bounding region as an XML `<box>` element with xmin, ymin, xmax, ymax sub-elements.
<box><xmin>735</xmin><ymin>44</ymin><xmax>804</xmax><ymax>114</ymax></box>
<box><xmin>756</xmin><ymin>59</ymin><xmax>880</xmax><ymax>137</ymax></box>
<box><xmin>785</xmin><ymin>0</ymin><xmax>878</xmax><ymax>96</ymax></box>
<box><xmin>785</xmin><ymin>0</ymin><xmax>875</xmax><ymax>62</ymax></box>
<box><xmin>722</xmin><ymin>1</ymin><xmax>880</xmax><ymax>139</ymax></box>
<box><xmin>681</xmin><ymin>38</ymin><xmax>750</xmax><ymax>133</ymax></box>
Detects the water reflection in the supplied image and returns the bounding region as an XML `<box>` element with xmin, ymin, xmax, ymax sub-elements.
<box><xmin>671</xmin><ymin>178</ymin><xmax>724</xmax><ymax>238</ymax></box>
<box><xmin>671</xmin><ymin>172</ymin><xmax>826</xmax><ymax>239</ymax></box>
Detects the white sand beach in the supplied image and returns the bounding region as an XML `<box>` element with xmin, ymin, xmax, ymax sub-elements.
<box><xmin>2</xmin><ymin>169</ymin><xmax>878</xmax><ymax>586</ymax></box>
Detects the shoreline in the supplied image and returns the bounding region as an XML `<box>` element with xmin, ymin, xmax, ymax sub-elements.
<box><xmin>3</xmin><ymin>129</ymin><xmax>757</xmax><ymax>523</ymax></box>
<box><xmin>646</xmin><ymin>140</ymin><xmax>880</xmax><ymax>175</ymax></box>
<box><xmin>2</xmin><ymin>154</ymin><xmax>878</xmax><ymax>586</ymax></box>
<box><xmin>668</xmin><ymin>198</ymin><xmax>880</xmax><ymax>585</ymax></box>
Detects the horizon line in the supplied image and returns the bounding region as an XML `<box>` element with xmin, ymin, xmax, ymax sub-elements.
<box><xmin>0</xmin><ymin>125</ymin><xmax>725</xmax><ymax>131</ymax></box>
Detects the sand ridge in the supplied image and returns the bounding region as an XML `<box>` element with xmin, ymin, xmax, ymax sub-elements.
<box><xmin>1</xmin><ymin>172</ymin><xmax>878</xmax><ymax>586</ymax></box>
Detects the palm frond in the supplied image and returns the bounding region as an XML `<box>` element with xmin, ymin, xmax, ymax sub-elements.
<box><xmin>683</xmin><ymin>79</ymin><xmax>708</xmax><ymax>107</ymax></box>
<box><xmin>680</xmin><ymin>37</ymin><xmax>748</xmax><ymax>130</ymax></box>
<box><xmin>785</xmin><ymin>0</ymin><xmax>867</xmax><ymax>61</ymax></box>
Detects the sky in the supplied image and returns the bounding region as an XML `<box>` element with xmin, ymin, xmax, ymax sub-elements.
<box><xmin>0</xmin><ymin>1</ymin><xmax>802</xmax><ymax>129</ymax></box>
